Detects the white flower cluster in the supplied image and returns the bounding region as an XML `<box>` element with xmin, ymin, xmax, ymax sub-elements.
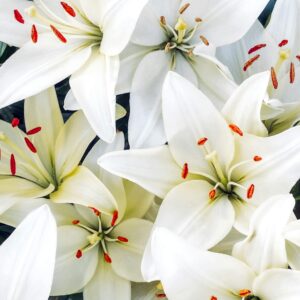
<box><xmin>0</xmin><ymin>0</ymin><xmax>299</xmax><ymax>299</ymax></box>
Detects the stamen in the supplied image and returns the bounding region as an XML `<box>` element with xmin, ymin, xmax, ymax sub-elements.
<box><xmin>247</xmin><ymin>184</ymin><xmax>255</xmax><ymax>199</ymax></box>
<box><xmin>11</xmin><ymin>118</ymin><xmax>20</xmax><ymax>128</ymax></box>
<box><xmin>156</xmin><ymin>294</ymin><xmax>167</xmax><ymax>299</ymax></box>
<box><xmin>89</xmin><ymin>207</ymin><xmax>100</xmax><ymax>216</ymax></box>
<box><xmin>10</xmin><ymin>154</ymin><xmax>16</xmax><ymax>176</ymax></box>
<box><xmin>60</xmin><ymin>2</ymin><xmax>76</xmax><ymax>17</ymax></box>
<box><xmin>211</xmin><ymin>297</ymin><xmax>218</xmax><ymax>300</ymax></box>
<box><xmin>164</xmin><ymin>42</ymin><xmax>171</xmax><ymax>52</ymax></box>
<box><xmin>271</xmin><ymin>67</ymin><xmax>278</xmax><ymax>89</ymax></box>
<box><xmin>14</xmin><ymin>9</ymin><xmax>25</xmax><ymax>24</ymax></box>
<box><xmin>160</xmin><ymin>16</ymin><xmax>166</xmax><ymax>26</ymax></box>
<box><xmin>229</xmin><ymin>124</ymin><xmax>243</xmax><ymax>136</ymax></box>
<box><xmin>24</xmin><ymin>137</ymin><xmax>37</xmax><ymax>153</ymax></box>
<box><xmin>31</xmin><ymin>24</ymin><xmax>38</xmax><ymax>43</ymax></box>
<box><xmin>290</xmin><ymin>62</ymin><xmax>295</xmax><ymax>84</ymax></box>
<box><xmin>197</xmin><ymin>137</ymin><xmax>208</xmax><ymax>145</ymax></box>
<box><xmin>76</xmin><ymin>249</ymin><xmax>82</xmax><ymax>259</ymax></box>
<box><xmin>104</xmin><ymin>252</ymin><xmax>112</xmax><ymax>263</ymax></box>
<box><xmin>111</xmin><ymin>210</ymin><xmax>118</xmax><ymax>227</ymax></box>
<box><xmin>27</xmin><ymin>126</ymin><xmax>41</xmax><ymax>135</ymax></box>
<box><xmin>278</xmin><ymin>39</ymin><xmax>288</xmax><ymax>47</ymax></box>
<box><xmin>181</xmin><ymin>163</ymin><xmax>189</xmax><ymax>179</ymax></box>
<box><xmin>179</xmin><ymin>3</ymin><xmax>190</xmax><ymax>14</ymax></box>
<box><xmin>243</xmin><ymin>55</ymin><xmax>260</xmax><ymax>71</ymax></box>
<box><xmin>248</xmin><ymin>43</ymin><xmax>267</xmax><ymax>54</ymax></box>
<box><xmin>200</xmin><ymin>35</ymin><xmax>209</xmax><ymax>46</ymax></box>
<box><xmin>209</xmin><ymin>189</ymin><xmax>216</xmax><ymax>200</ymax></box>
<box><xmin>72</xmin><ymin>220</ymin><xmax>80</xmax><ymax>225</ymax></box>
<box><xmin>117</xmin><ymin>236</ymin><xmax>129</xmax><ymax>243</ymax></box>
<box><xmin>195</xmin><ymin>17</ymin><xmax>202</xmax><ymax>22</ymax></box>
<box><xmin>50</xmin><ymin>25</ymin><xmax>67</xmax><ymax>43</ymax></box>
<box><xmin>239</xmin><ymin>289</ymin><xmax>252</xmax><ymax>296</ymax></box>
<box><xmin>253</xmin><ymin>156</ymin><xmax>262</xmax><ymax>162</ymax></box>
<box><xmin>296</xmin><ymin>55</ymin><xmax>300</xmax><ymax>61</ymax></box>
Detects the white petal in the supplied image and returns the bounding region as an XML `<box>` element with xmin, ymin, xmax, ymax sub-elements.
<box><xmin>185</xmin><ymin>0</ymin><xmax>269</xmax><ymax>46</ymax></box>
<box><xmin>70</xmin><ymin>49</ymin><xmax>119</xmax><ymax>142</ymax></box>
<box><xmin>99</xmin><ymin>146</ymin><xmax>184</xmax><ymax>199</ymax></box>
<box><xmin>162</xmin><ymin>71</ymin><xmax>235</xmax><ymax>176</ymax></box>
<box><xmin>50</xmin><ymin>166</ymin><xmax>117</xmax><ymax>215</ymax></box>
<box><xmin>84</xmin><ymin>255</ymin><xmax>131</xmax><ymax>300</ymax></box>
<box><xmin>222</xmin><ymin>72</ymin><xmax>269</xmax><ymax>136</ymax></box>
<box><xmin>131</xmin><ymin>0</ymin><xmax>181</xmax><ymax>46</ymax></box>
<box><xmin>233</xmin><ymin>195</ymin><xmax>294</xmax><ymax>274</ymax></box>
<box><xmin>233</xmin><ymin>127</ymin><xmax>300</xmax><ymax>206</ymax></box>
<box><xmin>54</xmin><ymin>111</ymin><xmax>95</xmax><ymax>181</ymax></box>
<box><xmin>284</xmin><ymin>220</ymin><xmax>300</xmax><ymax>270</ymax></box>
<box><xmin>253</xmin><ymin>269</ymin><xmax>300</xmax><ymax>300</ymax></box>
<box><xmin>0</xmin><ymin>205</ymin><xmax>56</xmax><ymax>300</ymax></box>
<box><xmin>108</xmin><ymin>218</ymin><xmax>153</xmax><ymax>282</ymax></box>
<box><xmin>63</xmin><ymin>90</ymin><xmax>80</xmax><ymax>111</ymax></box>
<box><xmin>0</xmin><ymin>34</ymin><xmax>91</xmax><ymax>108</ymax></box>
<box><xmin>100</xmin><ymin>0</ymin><xmax>149</xmax><ymax>56</ymax></box>
<box><xmin>128</xmin><ymin>50</ymin><xmax>169</xmax><ymax>149</ymax></box>
<box><xmin>151</xmin><ymin>228</ymin><xmax>255</xmax><ymax>300</ymax></box>
<box><xmin>0</xmin><ymin>0</ymin><xmax>32</xmax><ymax>46</ymax></box>
<box><xmin>131</xmin><ymin>282</ymin><xmax>161</xmax><ymax>300</ymax></box>
<box><xmin>51</xmin><ymin>225</ymin><xmax>98</xmax><ymax>295</ymax></box>
<box><xmin>25</xmin><ymin>87</ymin><xmax>64</xmax><ymax>173</ymax></box>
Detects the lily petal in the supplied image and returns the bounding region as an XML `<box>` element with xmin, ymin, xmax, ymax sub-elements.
<box><xmin>70</xmin><ymin>49</ymin><xmax>119</xmax><ymax>142</ymax></box>
<box><xmin>151</xmin><ymin>228</ymin><xmax>255</xmax><ymax>300</ymax></box>
<box><xmin>0</xmin><ymin>34</ymin><xmax>91</xmax><ymax>108</ymax></box>
<box><xmin>50</xmin><ymin>166</ymin><xmax>117</xmax><ymax>215</ymax></box>
<box><xmin>99</xmin><ymin>146</ymin><xmax>184</xmax><ymax>199</ymax></box>
<box><xmin>222</xmin><ymin>72</ymin><xmax>269</xmax><ymax>136</ymax></box>
<box><xmin>0</xmin><ymin>205</ymin><xmax>56</xmax><ymax>300</ymax></box>
<box><xmin>233</xmin><ymin>195</ymin><xmax>294</xmax><ymax>274</ymax></box>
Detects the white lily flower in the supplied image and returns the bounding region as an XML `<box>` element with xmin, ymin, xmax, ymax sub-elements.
<box><xmin>217</xmin><ymin>0</ymin><xmax>300</xmax><ymax>134</ymax></box>
<box><xmin>150</xmin><ymin>227</ymin><xmax>300</xmax><ymax>300</ymax></box>
<box><xmin>50</xmin><ymin>132</ymin><xmax>154</xmax><ymax>299</ymax></box>
<box><xmin>99</xmin><ymin>72</ymin><xmax>300</xmax><ymax>259</ymax></box>
<box><xmin>232</xmin><ymin>194</ymin><xmax>300</xmax><ymax>274</ymax></box>
<box><xmin>0</xmin><ymin>205</ymin><xmax>56</xmax><ymax>300</ymax></box>
<box><xmin>0</xmin><ymin>87</ymin><xmax>118</xmax><ymax>216</ymax></box>
<box><xmin>118</xmin><ymin>0</ymin><xmax>270</xmax><ymax>148</ymax></box>
<box><xmin>0</xmin><ymin>0</ymin><xmax>148</xmax><ymax>142</ymax></box>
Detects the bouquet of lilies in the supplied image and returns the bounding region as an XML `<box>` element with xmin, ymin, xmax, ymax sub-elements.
<box><xmin>0</xmin><ymin>0</ymin><xmax>300</xmax><ymax>299</ymax></box>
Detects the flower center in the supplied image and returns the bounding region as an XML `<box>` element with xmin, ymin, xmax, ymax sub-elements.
<box><xmin>181</xmin><ymin>124</ymin><xmax>263</xmax><ymax>202</ymax></box>
<box><xmin>14</xmin><ymin>1</ymin><xmax>102</xmax><ymax>45</ymax></box>
<box><xmin>159</xmin><ymin>3</ymin><xmax>207</xmax><ymax>68</ymax></box>
<box><xmin>73</xmin><ymin>208</ymin><xmax>127</xmax><ymax>264</ymax></box>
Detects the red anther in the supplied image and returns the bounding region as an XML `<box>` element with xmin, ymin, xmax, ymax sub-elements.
<box><xmin>271</xmin><ymin>67</ymin><xmax>278</xmax><ymax>89</ymax></box>
<box><xmin>200</xmin><ymin>35</ymin><xmax>209</xmax><ymax>46</ymax></box>
<box><xmin>179</xmin><ymin>3</ymin><xmax>190</xmax><ymax>14</ymax></box>
<box><xmin>11</xmin><ymin>118</ymin><xmax>20</xmax><ymax>128</ymax></box>
<box><xmin>197</xmin><ymin>137</ymin><xmax>208</xmax><ymax>146</ymax></box>
<box><xmin>10</xmin><ymin>154</ymin><xmax>16</xmax><ymax>176</ymax></box>
<box><xmin>239</xmin><ymin>289</ymin><xmax>252</xmax><ymax>296</ymax></box>
<box><xmin>31</xmin><ymin>24</ymin><xmax>38</xmax><ymax>43</ymax></box>
<box><xmin>296</xmin><ymin>55</ymin><xmax>300</xmax><ymax>61</ymax></box>
<box><xmin>76</xmin><ymin>249</ymin><xmax>82</xmax><ymax>259</ymax></box>
<box><xmin>27</xmin><ymin>126</ymin><xmax>41</xmax><ymax>135</ymax></box>
<box><xmin>248</xmin><ymin>43</ymin><xmax>267</xmax><ymax>54</ymax></box>
<box><xmin>14</xmin><ymin>9</ymin><xmax>24</xmax><ymax>24</ymax></box>
<box><xmin>60</xmin><ymin>2</ymin><xmax>76</xmax><ymax>17</ymax></box>
<box><xmin>229</xmin><ymin>124</ymin><xmax>243</xmax><ymax>136</ymax></box>
<box><xmin>253</xmin><ymin>156</ymin><xmax>262</xmax><ymax>162</ymax></box>
<box><xmin>156</xmin><ymin>294</ymin><xmax>167</xmax><ymax>298</ymax></box>
<box><xmin>24</xmin><ymin>137</ymin><xmax>37</xmax><ymax>153</ymax></box>
<box><xmin>243</xmin><ymin>54</ymin><xmax>260</xmax><ymax>71</ymax></box>
<box><xmin>50</xmin><ymin>25</ymin><xmax>67</xmax><ymax>43</ymax></box>
<box><xmin>104</xmin><ymin>253</ymin><xmax>112</xmax><ymax>263</ymax></box>
<box><xmin>117</xmin><ymin>236</ymin><xmax>129</xmax><ymax>243</ymax></box>
<box><xmin>247</xmin><ymin>184</ymin><xmax>255</xmax><ymax>199</ymax></box>
<box><xmin>181</xmin><ymin>163</ymin><xmax>189</xmax><ymax>179</ymax></box>
<box><xmin>111</xmin><ymin>210</ymin><xmax>118</xmax><ymax>227</ymax></box>
<box><xmin>72</xmin><ymin>220</ymin><xmax>80</xmax><ymax>225</ymax></box>
<box><xmin>211</xmin><ymin>297</ymin><xmax>218</xmax><ymax>300</ymax></box>
<box><xmin>209</xmin><ymin>189</ymin><xmax>216</xmax><ymax>200</ymax></box>
<box><xmin>278</xmin><ymin>39</ymin><xmax>288</xmax><ymax>47</ymax></box>
<box><xmin>290</xmin><ymin>62</ymin><xmax>295</xmax><ymax>84</ymax></box>
<box><xmin>89</xmin><ymin>207</ymin><xmax>100</xmax><ymax>216</ymax></box>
